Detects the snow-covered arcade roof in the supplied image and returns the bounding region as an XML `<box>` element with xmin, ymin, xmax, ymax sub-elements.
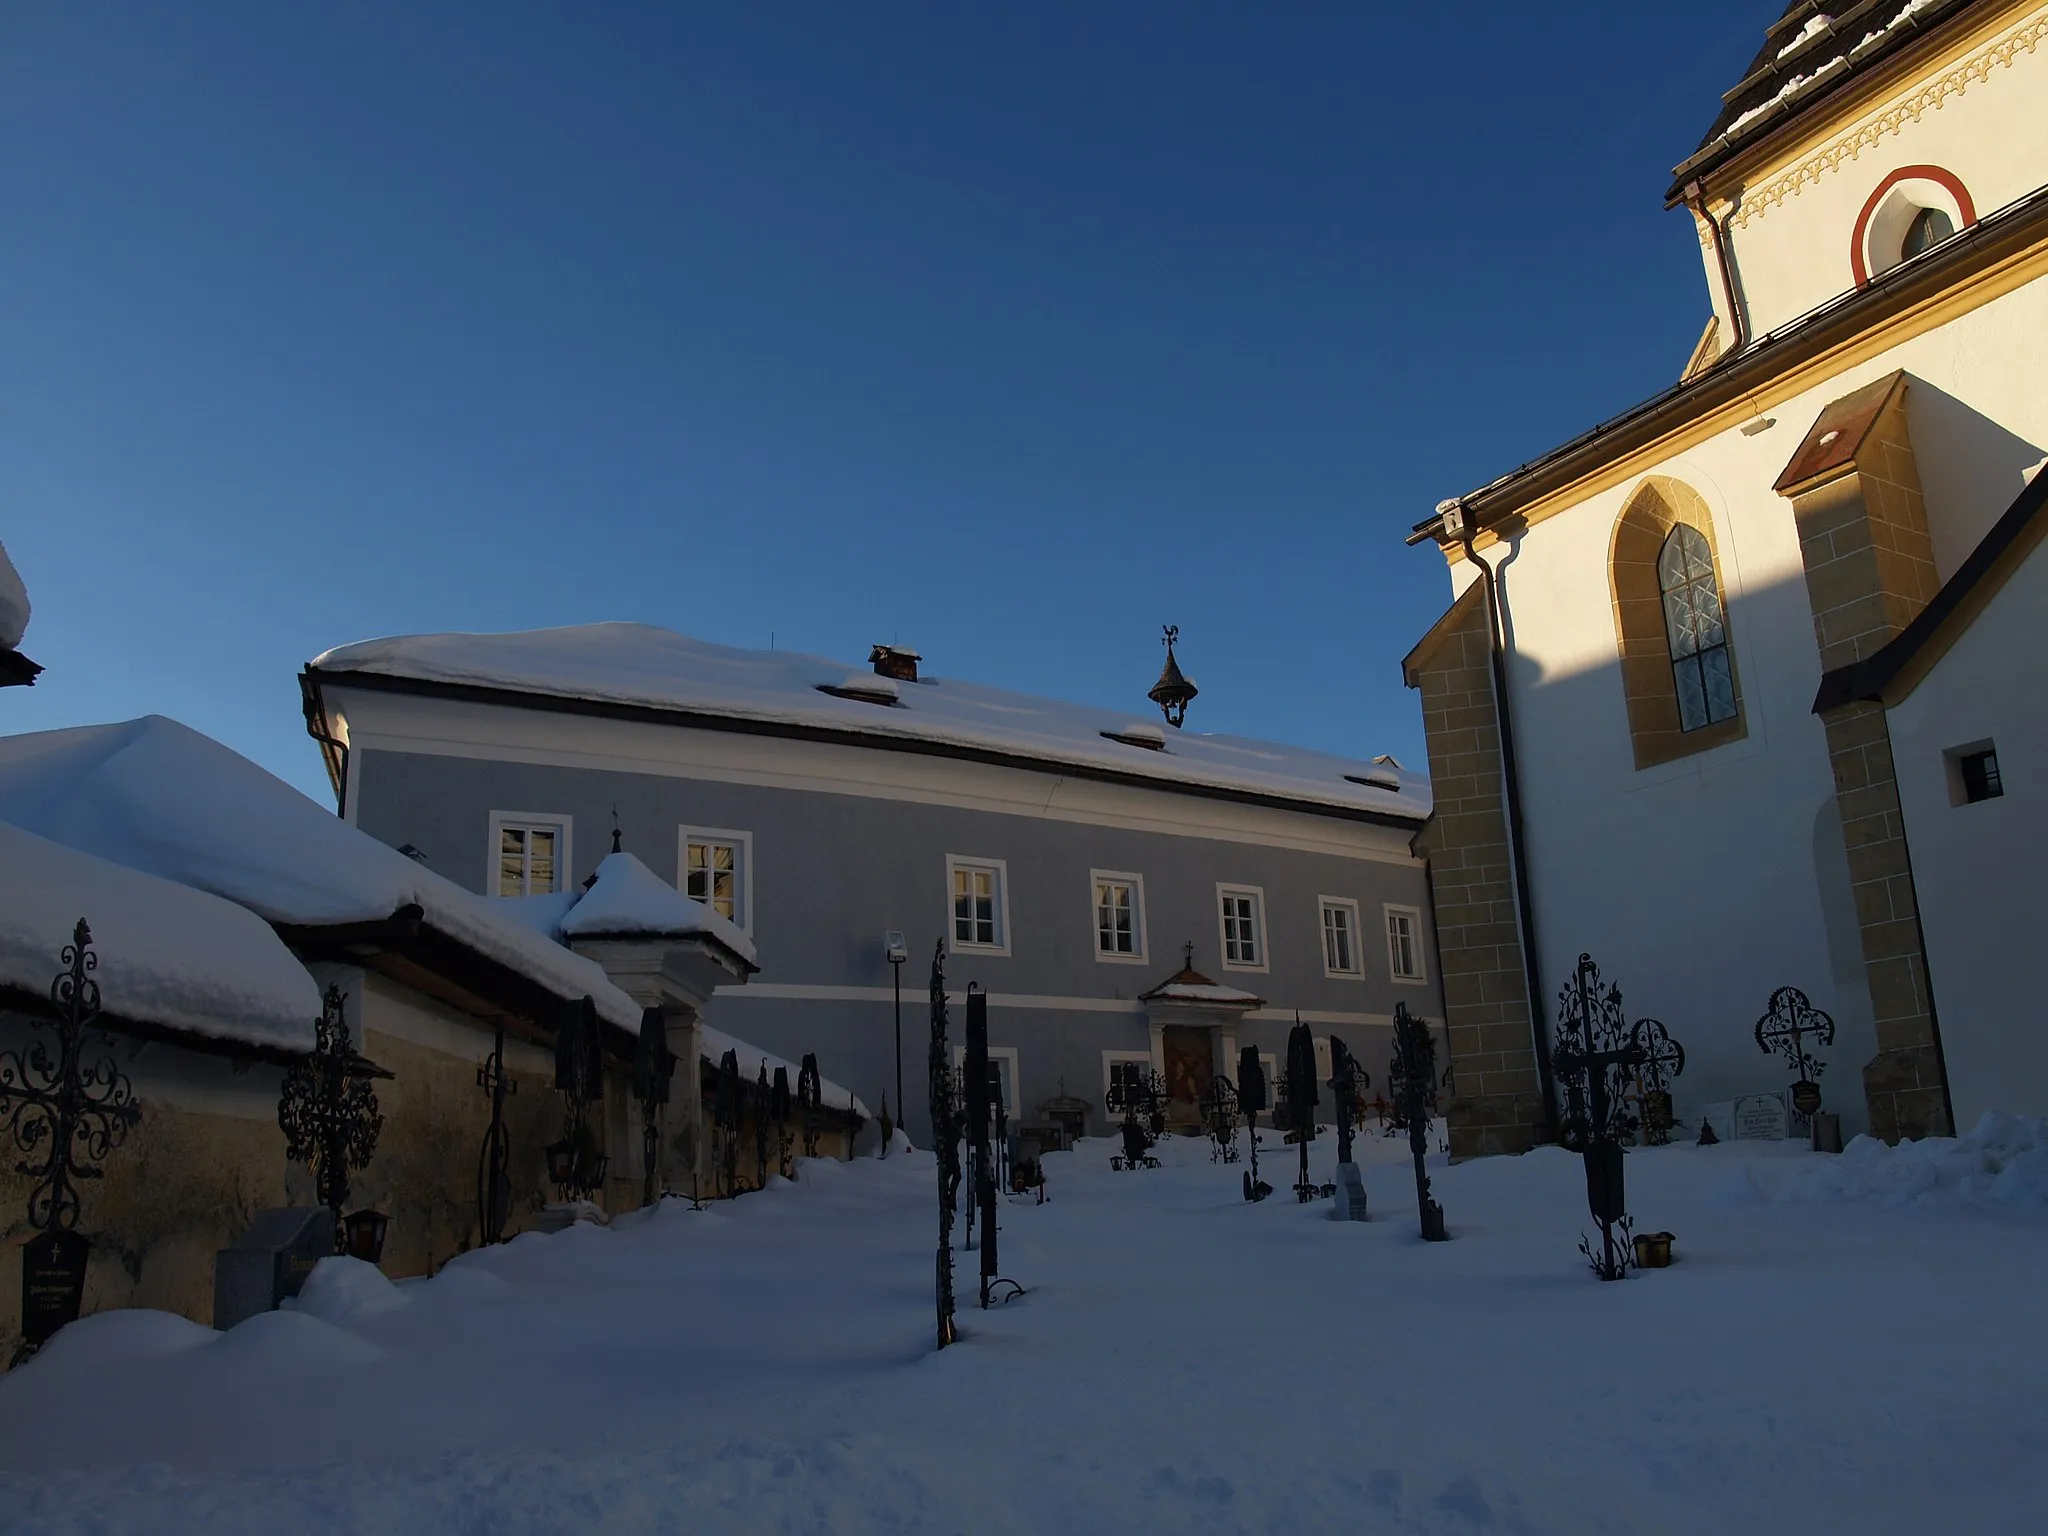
<box><xmin>306</xmin><ymin>624</ymin><xmax>1429</xmax><ymax>823</ymax></box>
<box><xmin>0</xmin><ymin>821</ymin><xmax>321</xmax><ymax>1053</ymax></box>
<box><xmin>0</xmin><ymin>716</ymin><xmax>648</xmax><ymax>1033</ymax></box>
<box><xmin>497</xmin><ymin>850</ymin><xmax>759</xmax><ymax>972</ymax></box>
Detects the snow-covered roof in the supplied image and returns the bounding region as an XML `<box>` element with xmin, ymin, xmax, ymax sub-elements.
<box><xmin>308</xmin><ymin>625</ymin><xmax>1430</xmax><ymax>821</ymax></box>
<box><xmin>0</xmin><ymin>540</ymin><xmax>28</xmax><ymax>651</ymax></box>
<box><xmin>700</xmin><ymin>1024</ymin><xmax>865</xmax><ymax>1117</ymax></box>
<box><xmin>0</xmin><ymin>716</ymin><xmax>645</xmax><ymax>1032</ymax></box>
<box><xmin>1139</xmin><ymin>964</ymin><xmax>1265</xmax><ymax>1008</ymax></box>
<box><xmin>558</xmin><ymin>852</ymin><xmax>759</xmax><ymax>969</ymax></box>
<box><xmin>0</xmin><ymin>821</ymin><xmax>319</xmax><ymax>1052</ymax></box>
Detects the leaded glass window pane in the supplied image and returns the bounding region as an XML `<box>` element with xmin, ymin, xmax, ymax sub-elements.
<box><xmin>1658</xmin><ymin>525</ymin><xmax>1737</xmax><ymax>731</ymax></box>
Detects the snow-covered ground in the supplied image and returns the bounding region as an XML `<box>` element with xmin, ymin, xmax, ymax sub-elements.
<box><xmin>3</xmin><ymin>1121</ymin><xmax>2045</xmax><ymax>1534</ymax></box>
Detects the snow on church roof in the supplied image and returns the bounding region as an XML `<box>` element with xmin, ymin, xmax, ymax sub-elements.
<box><xmin>0</xmin><ymin>821</ymin><xmax>320</xmax><ymax>1052</ymax></box>
<box><xmin>0</xmin><ymin>716</ymin><xmax>646</xmax><ymax>1033</ymax></box>
<box><xmin>308</xmin><ymin>625</ymin><xmax>1430</xmax><ymax>821</ymax></box>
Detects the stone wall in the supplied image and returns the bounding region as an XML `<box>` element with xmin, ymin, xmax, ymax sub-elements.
<box><xmin>1404</xmin><ymin>589</ymin><xmax>1547</xmax><ymax>1158</ymax></box>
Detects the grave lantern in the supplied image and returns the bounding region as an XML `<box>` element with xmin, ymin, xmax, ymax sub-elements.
<box><xmin>343</xmin><ymin>1208</ymin><xmax>390</xmax><ymax>1264</ymax></box>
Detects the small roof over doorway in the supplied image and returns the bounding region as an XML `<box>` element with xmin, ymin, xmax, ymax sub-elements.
<box><xmin>1139</xmin><ymin>945</ymin><xmax>1265</xmax><ymax>1011</ymax></box>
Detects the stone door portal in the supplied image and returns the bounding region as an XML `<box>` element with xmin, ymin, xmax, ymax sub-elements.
<box><xmin>1161</xmin><ymin>1026</ymin><xmax>1213</xmax><ymax>1123</ymax></box>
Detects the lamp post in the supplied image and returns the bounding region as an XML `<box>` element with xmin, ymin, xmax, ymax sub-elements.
<box><xmin>885</xmin><ymin>931</ymin><xmax>908</xmax><ymax>1144</ymax></box>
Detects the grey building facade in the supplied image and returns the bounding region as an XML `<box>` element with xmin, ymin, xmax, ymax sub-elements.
<box><xmin>302</xmin><ymin>627</ymin><xmax>1442</xmax><ymax>1145</ymax></box>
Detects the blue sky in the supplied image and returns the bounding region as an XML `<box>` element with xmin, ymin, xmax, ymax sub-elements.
<box><xmin>1</xmin><ymin>3</ymin><xmax>1769</xmax><ymax>803</ymax></box>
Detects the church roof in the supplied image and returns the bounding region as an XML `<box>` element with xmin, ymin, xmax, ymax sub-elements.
<box><xmin>1667</xmin><ymin>0</ymin><xmax>1979</xmax><ymax>205</ymax></box>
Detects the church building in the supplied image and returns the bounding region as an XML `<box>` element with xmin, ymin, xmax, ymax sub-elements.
<box><xmin>1404</xmin><ymin>0</ymin><xmax>2048</xmax><ymax>1153</ymax></box>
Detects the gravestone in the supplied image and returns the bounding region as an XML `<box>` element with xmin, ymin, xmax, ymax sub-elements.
<box><xmin>1331</xmin><ymin>1162</ymin><xmax>1369</xmax><ymax>1221</ymax></box>
<box><xmin>1733</xmin><ymin>1091</ymin><xmax>1791</xmax><ymax>1142</ymax></box>
<box><xmin>213</xmin><ymin>1206</ymin><xmax>331</xmax><ymax>1330</ymax></box>
<box><xmin>21</xmin><ymin>1230</ymin><xmax>90</xmax><ymax>1349</ymax></box>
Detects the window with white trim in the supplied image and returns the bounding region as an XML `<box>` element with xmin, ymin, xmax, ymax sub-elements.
<box><xmin>490</xmin><ymin>812</ymin><xmax>571</xmax><ymax>897</ymax></box>
<box><xmin>1386</xmin><ymin>904</ymin><xmax>1426</xmax><ymax>983</ymax></box>
<box><xmin>1091</xmin><ymin>871</ymin><xmax>1147</xmax><ymax>963</ymax></box>
<box><xmin>1217</xmin><ymin>884</ymin><xmax>1266</xmax><ymax>971</ymax></box>
<box><xmin>680</xmin><ymin>827</ymin><xmax>753</xmax><ymax>932</ymax></box>
<box><xmin>1320</xmin><ymin>897</ymin><xmax>1363</xmax><ymax>978</ymax></box>
<box><xmin>954</xmin><ymin>1045</ymin><xmax>1020</xmax><ymax>1120</ymax></box>
<box><xmin>947</xmin><ymin>855</ymin><xmax>1010</xmax><ymax>952</ymax></box>
<box><xmin>1102</xmin><ymin>1051</ymin><xmax>1153</xmax><ymax>1117</ymax></box>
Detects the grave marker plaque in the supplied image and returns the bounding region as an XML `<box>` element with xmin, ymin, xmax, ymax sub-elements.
<box><xmin>20</xmin><ymin>1230</ymin><xmax>89</xmax><ymax>1348</ymax></box>
<box><xmin>212</xmin><ymin>1206</ymin><xmax>332</xmax><ymax>1330</ymax></box>
<box><xmin>1733</xmin><ymin>1092</ymin><xmax>1790</xmax><ymax>1141</ymax></box>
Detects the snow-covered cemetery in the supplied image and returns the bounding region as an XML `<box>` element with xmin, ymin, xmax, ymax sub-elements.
<box><xmin>4</xmin><ymin>2</ymin><xmax>2048</xmax><ymax>1532</ymax></box>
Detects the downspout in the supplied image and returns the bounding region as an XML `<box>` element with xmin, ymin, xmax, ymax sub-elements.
<box><xmin>1446</xmin><ymin>506</ymin><xmax>1558</xmax><ymax>1138</ymax></box>
<box><xmin>298</xmin><ymin>670</ymin><xmax>350</xmax><ymax>818</ymax></box>
<box><xmin>1686</xmin><ymin>181</ymin><xmax>1747</xmax><ymax>360</ymax></box>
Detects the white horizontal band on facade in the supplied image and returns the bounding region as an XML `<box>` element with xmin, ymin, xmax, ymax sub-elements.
<box><xmin>328</xmin><ymin>689</ymin><xmax>1424</xmax><ymax>865</ymax></box>
<box><xmin>711</xmin><ymin>982</ymin><xmax>1431</xmax><ymax>1028</ymax></box>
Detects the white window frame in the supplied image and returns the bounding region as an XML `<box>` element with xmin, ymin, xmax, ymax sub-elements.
<box><xmin>1318</xmin><ymin>895</ymin><xmax>1365</xmax><ymax>979</ymax></box>
<box><xmin>1385</xmin><ymin>903</ymin><xmax>1428</xmax><ymax>984</ymax></box>
<box><xmin>1215</xmin><ymin>883</ymin><xmax>1269</xmax><ymax>973</ymax></box>
<box><xmin>1101</xmin><ymin>1050</ymin><xmax>1153</xmax><ymax>1117</ymax></box>
<box><xmin>679</xmin><ymin>826</ymin><xmax>755</xmax><ymax>934</ymax></box>
<box><xmin>954</xmin><ymin>1044</ymin><xmax>1021</xmax><ymax>1120</ymax></box>
<box><xmin>487</xmin><ymin>811</ymin><xmax>573</xmax><ymax>898</ymax></box>
<box><xmin>945</xmin><ymin>855</ymin><xmax>1011</xmax><ymax>955</ymax></box>
<box><xmin>1089</xmin><ymin>869</ymin><xmax>1149</xmax><ymax>966</ymax></box>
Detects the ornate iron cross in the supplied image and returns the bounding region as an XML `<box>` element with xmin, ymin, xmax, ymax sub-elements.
<box><xmin>1628</xmin><ymin>1018</ymin><xmax>1686</xmax><ymax>1146</ymax></box>
<box><xmin>928</xmin><ymin>940</ymin><xmax>959</xmax><ymax>1349</ymax></box>
<box><xmin>797</xmin><ymin>1054</ymin><xmax>822</xmax><ymax>1159</ymax></box>
<box><xmin>1390</xmin><ymin>1002</ymin><xmax>1448</xmax><ymax>1241</ymax></box>
<box><xmin>1551</xmin><ymin>953</ymin><xmax>1646</xmax><ymax>1150</ymax></box>
<box><xmin>0</xmin><ymin>920</ymin><xmax>141</xmax><ymax>1234</ymax></box>
<box><xmin>1755</xmin><ymin>986</ymin><xmax>1834</xmax><ymax>1103</ymax></box>
<box><xmin>475</xmin><ymin>1019</ymin><xmax>516</xmax><ymax>1244</ymax></box>
<box><xmin>278</xmin><ymin>985</ymin><xmax>386</xmax><ymax>1252</ymax></box>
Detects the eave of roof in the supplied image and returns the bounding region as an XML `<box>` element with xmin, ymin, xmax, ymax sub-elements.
<box><xmin>304</xmin><ymin>667</ymin><xmax>1429</xmax><ymax>831</ymax></box>
<box><xmin>1413</xmin><ymin>179</ymin><xmax>2048</xmax><ymax>549</ymax></box>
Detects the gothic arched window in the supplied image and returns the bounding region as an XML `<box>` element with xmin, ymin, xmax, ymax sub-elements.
<box><xmin>1658</xmin><ymin>525</ymin><xmax>1737</xmax><ymax>730</ymax></box>
<box><xmin>1609</xmin><ymin>476</ymin><xmax>1746</xmax><ymax>769</ymax></box>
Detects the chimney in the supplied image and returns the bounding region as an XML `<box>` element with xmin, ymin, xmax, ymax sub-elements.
<box><xmin>869</xmin><ymin>644</ymin><xmax>921</xmax><ymax>683</ymax></box>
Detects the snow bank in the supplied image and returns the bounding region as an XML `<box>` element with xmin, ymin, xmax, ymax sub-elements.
<box><xmin>1773</xmin><ymin>1113</ymin><xmax>2048</xmax><ymax>1208</ymax></box>
<box><xmin>0</xmin><ymin>717</ymin><xmax>644</xmax><ymax>1032</ymax></box>
<box><xmin>311</xmin><ymin>624</ymin><xmax>1429</xmax><ymax>819</ymax></box>
<box><xmin>0</xmin><ymin>540</ymin><xmax>28</xmax><ymax>650</ymax></box>
<box><xmin>291</xmin><ymin>1258</ymin><xmax>409</xmax><ymax>1325</ymax></box>
<box><xmin>700</xmin><ymin>1023</ymin><xmax>865</xmax><ymax>1117</ymax></box>
<box><xmin>556</xmin><ymin>851</ymin><xmax>758</xmax><ymax>967</ymax></box>
<box><xmin>0</xmin><ymin>821</ymin><xmax>319</xmax><ymax>1050</ymax></box>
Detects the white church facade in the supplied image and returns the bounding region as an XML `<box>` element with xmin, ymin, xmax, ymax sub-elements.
<box><xmin>1404</xmin><ymin>0</ymin><xmax>2048</xmax><ymax>1154</ymax></box>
